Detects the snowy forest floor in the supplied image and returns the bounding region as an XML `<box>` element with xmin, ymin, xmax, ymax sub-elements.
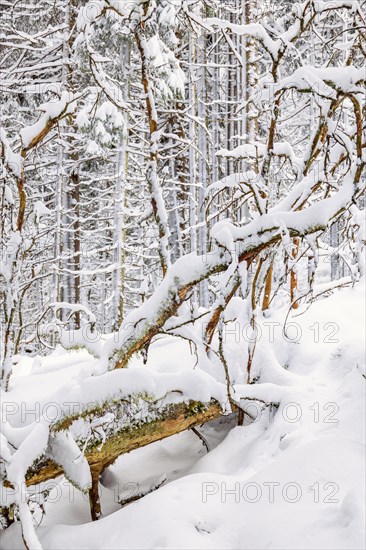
<box><xmin>2</xmin><ymin>279</ymin><xmax>365</xmax><ymax>550</ymax></box>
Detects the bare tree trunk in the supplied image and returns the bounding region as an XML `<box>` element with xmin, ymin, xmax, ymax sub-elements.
<box><xmin>197</xmin><ymin>28</ymin><xmax>209</xmax><ymax>308</ymax></box>
<box><xmin>262</xmin><ymin>260</ymin><xmax>273</xmax><ymax>311</ymax></box>
<box><xmin>134</xmin><ymin>2</ymin><xmax>170</xmax><ymax>277</ymax></box>
<box><xmin>290</xmin><ymin>238</ymin><xmax>300</xmax><ymax>309</ymax></box>
<box><xmin>89</xmin><ymin>469</ymin><xmax>102</xmax><ymax>521</ymax></box>
<box><xmin>71</xmin><ymin>160</ymin><xmax>81</xmax><ymax>328</ymax></box>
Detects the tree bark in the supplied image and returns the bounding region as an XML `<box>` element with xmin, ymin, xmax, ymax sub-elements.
<box><xmin>262</xmin><ymin>260</ymin><xmax>273</xmax><ymax>311</ymax></box>
<box><xmin>290</xmin><ymin>238</ymin><xmax>300</xmax><ymax>309</ymax></box>
<box><xmin>23</xmin><ymin>400</ymin><xmax>223</xmax><ymax>489</ymax></box>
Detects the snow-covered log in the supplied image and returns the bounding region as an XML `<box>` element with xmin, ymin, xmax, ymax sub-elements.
<box><xmin>23</xmin><ymin>399</ymin><xmax>222</xmax><ymax>488</ymax></box>
<box><xmin>2</xmin><ymin>397</ymin><xmax>222</xmax><ymax>523</ymax></box>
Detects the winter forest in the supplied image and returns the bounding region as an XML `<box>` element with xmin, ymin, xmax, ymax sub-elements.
<box><xmin>0</xmin><ymin>0</ymin><xmax>365</xmax><ymax>548</ymax></box>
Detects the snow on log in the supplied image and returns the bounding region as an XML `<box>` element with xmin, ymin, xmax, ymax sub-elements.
<box><xmin>104</xmin><ymin>159</ymin><xmax>364</xmax><ymax>371</ymax></box>
<box><xmin>24</xmin><ymin>399</ymin><xmax>223</xmax><ymax>487</ymax></box>
<box><xmin>1</xmin><ymin>368</ymin><xmax>228</xmax><ymax>490</ymax></box>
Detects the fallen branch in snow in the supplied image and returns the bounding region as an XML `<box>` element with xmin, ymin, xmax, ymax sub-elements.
<box><xmin>5</xmin><ymin>399</ymin><xmax>223</xmax><ymax>522</ymax></box>
<box><xmin>118</xmin><ymin>474</ymin><xmax>167</xmax><ymax>508</ymax></box>
<box><xmin>190</xmin><ymin>426</ymin><xmax>211</xmax><ymax>453</ymax></box>
<box><xmin>3</xmin><ymin>379</ymin><xmax>288</xmax><ymax>521</ymax></box>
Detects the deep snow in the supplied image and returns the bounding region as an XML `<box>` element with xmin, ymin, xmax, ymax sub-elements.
<box><xmin>1</xmin><ymin>279</ymin><xmax>365</xmax><ymax>549</ymax></box>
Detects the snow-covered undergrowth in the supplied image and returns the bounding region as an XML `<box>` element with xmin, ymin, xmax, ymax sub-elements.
<box><xmin>1</xmin><ymin>279</ymin><xmax>365</xmax><ymax>549</ymax></box>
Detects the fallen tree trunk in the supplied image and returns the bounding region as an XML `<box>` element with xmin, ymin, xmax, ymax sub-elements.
<box><xmin>17</xmin><ymin>398</ymin><xmax>223</xmax><ymax>521</ymax></box>
<box><xmin>24</xmin><ymin>399</ymin><xmax>223</xmax><ymax>488</ymax></box>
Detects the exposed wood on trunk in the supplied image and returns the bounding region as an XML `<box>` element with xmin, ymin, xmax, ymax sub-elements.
<box><xmin>89</xmin><ymin>469</ymin><xmax>102</xmax><ymax>521</ymax></box>
<box><xmin>290</xmin><ymin>238</ymin><xmax>300</xmax><ymax>309</ymax></box>
<box><xmin>262</xmin><ymin>260</ymin><xmax>273</xmax><ymax>311</ymax></box>
<box><xmin>24</xmin><ymin>400</ymin><xmax>223</xmax><ymax>488</ymax></box>
<box><xmin>205</xmin><ymin>276</ymin><xmax>241</xmax><ymax>348</ymax></box>
<box><xmin>110</xmin><ymin>207</ymin><xmax>359</xmax><ymax>372</ymax></box>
